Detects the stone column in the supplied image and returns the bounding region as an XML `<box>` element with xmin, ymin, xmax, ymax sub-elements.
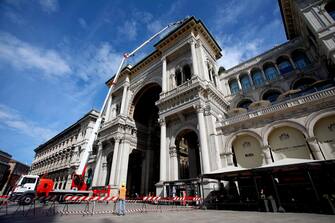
<box><xmin>169</xmin><ymin>146</ymin><xmax>178</xmax><ymax>181</ymax></box>
<box><xmin>71</xmin><ymin>147</ymin><xmax>79</xmax><ymax>164</ymax></box>
<box><xmin>118</xmin><ymin>141</ymin><xmax>130</xmax><ymax>186</ymax></box>
<box><xmin>225</xmin><ymin>82</ymin><xmax>231</xmax><ymax>96</ymax></box>
<box><xmin>306</xmin><ymin>137</ymin><xmax>325</xmax><ymax>160</ymax></box>
<box><xmin>109</xmin><ymin>138</ymin><xmax>120</xmax><ymax>185</ymax></box>
<box><xmin>261</xmin><ymin>69</ymin><xmax>268</xmax><ymax>83</ymax></box>
<box><xmin>92</xmin><ymin>142</ymin><xmax>103</xmax><ymax>186</ymax></box>
<box><xmin>262</xmin><ymin>145</ymin><xmax>273</xmax><ymax>164</ymax></box>
<box><xmin>65</xmin><ymin>174</ymin><xmax>72</xmax><ymax>190</ymax></box>
<box><xmin>99</xmin><ymin>154</ymin><xmax>108</xmax><ymax>186</ymax></box>
<box><xmin>162</xmin><ymin>57</ymin><xmax>167</xmax><ymax>92</ymax></box>
<box><xmin>194</xmin><ymin>105</ymin><xmax>211</xmax><ymax>173</ymax></box>
<box><xmin>208</xmin><ymin>112</ymin><xmax>222</xmax><ymax>169</ymax></box>
<box><xmin>248</xmin><ymin>74</ymin><xmax>254</xmax><ymax>88</ymax></box>
<box><xmin>190</xmin><ymin>40</ymin><xmax>199</xmax><ymax>76</ymax></box>
<box><xmin>226</xmin><ymin>152</ymin><xmax>234</xmax><ymax>166</ymax></box>
<box><xmin>274</xmin><ymin>64</ymin><xmax>281</xmax><ymax>76</ymax></box>
<box><xmin>288</xmin><ymin>57</ymin><xmax>296</xmax><ymax>69</ymax></box>
<box><xmin>221</xmin><ymin>154</ymin><xmax>228</xmax><ymax>167</ymax></box>
<box><xmin>105</xmin><ymin>95</ymin><xmax>112</xmax><ymax>121</ymax></box>
<box><xmin>159</xmin><ymin>118</ymin><xmax>167</xmax><ymax>181</ymax></box>
<box><xmin>198</xmin><ymin>42</ymin><xmax>210</xmax><ymax>81</ymax></box>
<box><xmin>237</xmin><ymin>77</ymin><xmax>242</xmax><ymax>91</ymax></box>
<box><xmin>120</xmin><ymin>75</ymin><xmax>129</xmax><ymax>116</ymax></box>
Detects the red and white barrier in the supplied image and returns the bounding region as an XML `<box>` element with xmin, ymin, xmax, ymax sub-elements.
<box><xmin>142</xmin><ymin>196</ymin><xmax>161</xmax><ymax>202</ymax></box>
<box><xmin>64</xmin><ymin>195</ymin><xmax>118</xmax><ymax>202</ymax></box>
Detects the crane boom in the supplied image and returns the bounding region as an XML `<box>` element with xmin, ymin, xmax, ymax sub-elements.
<box><xmin>72</xmin><ymin>17</ymin><xmax>187</xmax><ymax>190</ymax></box>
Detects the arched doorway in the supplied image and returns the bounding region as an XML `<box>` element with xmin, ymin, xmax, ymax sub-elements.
<box><xmin>268</xmin><ymin>126</ymin><xmax>312</xmax><ymax>161</ymax></box>
<box><xmin>232</xmin><ymin>134</ymin><xmax>264</xmax><ymax>168</ymax></box>
<box><xmin>313</xmin><ymin>115</ymin><xmax>335</xmax><ymax>159</ymax></box>
<box><xmin>126</xmin><ymin>150</ymin><xmax>142</xmax><ymax>197</ymax></box>
<box><xmin>175</xmin><ymin>130</ymin><xmax>201</xmax><ymax>179</ymax></box>
<box><xmin>127</xmin><ymin>83</ymin><xmax>161</xmax><ymax>196</ymax></box>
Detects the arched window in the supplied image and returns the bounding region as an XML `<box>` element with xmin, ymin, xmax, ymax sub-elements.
<box><xmin>263</xmin><ymin>63</ymin><xmax>279</xmax><ymax>81</ymax></box>
<box><xmin>262</xmin><ymin>89</ymin><xmax>281</xmax><ymax>103</ymax></box>
<box><xmin>175</xmin><ymin>69</ymin><xmax>182</xmax><ymax>86</ymax></box>
<box><xmin>291</xmin><ymin>50</ymin><xmax>310</xmax><ymax>70</ymax></box>
<box><xmin>325</xmin><ymin>1</ymin><xmax>335</xmax><ymax>20</ymax></box>
<box><xmin>229</xmin><ymin>79</ymin><xmax>240</xmax><ymax>95</ymax></box>
<box><xmin>251</xmin><ymin>69</ymin><xmax>264</xmax><ymax>87</ymax></box>
<box><xmin>183</xmin><ymin>64</ymin><xmax>192</xmax><ymax>81</ymax></box>
<box><xmin>237</xmin><ymin>99</ymin><xmax>253</xmax><ymax>109</ymax></box>
<box><xmin>292</xmin><ymin>77</ymin><xmax>316</xmax><ymax>90</ymax></box>
<box><xmin>240</xmin><ymin>74</ymin><xmax>251</xmax><ymax>92</ymax></box>
<box><xmin>277</xmin><ymin>56</ymin><xmax>293</xmax><ymax>74</ymax></box>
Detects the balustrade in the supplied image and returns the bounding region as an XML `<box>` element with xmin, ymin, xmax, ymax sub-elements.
<box><xmin>221</xmin><ymin>87</ymin><xmax>335</xmax><ymax>127</ymax></box>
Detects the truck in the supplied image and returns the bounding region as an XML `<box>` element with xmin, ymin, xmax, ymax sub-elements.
<box><xmin>9</xmin><ymin>17</ymin><xmax>188</xmax><ymax>205</ymax></box>
<box><xmin>9</xmin><ymin>174</ymin><xmax>91</xmax><ymax>205</ymax></box>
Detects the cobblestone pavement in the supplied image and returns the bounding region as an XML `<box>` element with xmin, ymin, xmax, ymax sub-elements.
<box><xmin>1</xmin><ymin>209</ymin><xmax>334</xmax><ymax>223</ymax></box>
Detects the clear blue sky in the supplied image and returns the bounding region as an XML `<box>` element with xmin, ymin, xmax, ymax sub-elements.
<box><xmin>0</xmin><ymin>0</ymin><xmax>286</xmax><ymax>164</ymax></box>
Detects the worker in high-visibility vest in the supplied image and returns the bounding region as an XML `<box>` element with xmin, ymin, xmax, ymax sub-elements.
<box><xmin>118</xmin><ymin>183</ymin><xmax>126</xmax><ymax>216</ymax></box>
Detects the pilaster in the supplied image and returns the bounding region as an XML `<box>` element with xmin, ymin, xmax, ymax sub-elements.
<box><xmin>92</xmin><ymin>142</ymin><xmax>103</xmax><ymax>186</ymax></box>
<box><xmin>109</xmin><ymin>138</ymin><xmax>121</xmax><ymax>185</ymax></box>
<box><xmin>261</xmin><ymin>145</ymin><xmax>273</xmax><ymax>164</ymax></box>
<box><xmin>159</xmin><ymin>118</ymin><xmax>167</xmax><ymax>181</ymax></box>
<box><xmin>190</xmin><ymin>39</ymin><xmax>199</xmax><ymax>77</ymax></box>
<box><xmin>162</xmin><ymin>57</ymin><xmax>167</xmax><ymax>92</ymax></box>
<box><xmin>194</xmin><ymin>104</ymin><xmax>211</xmax><ymax>173</ymax></box>
<box><xmin>306</xmin><ymin>137</ymin><xmax>325</xmax><ymax>160</ymax></box>
<box><xmin>169</xmin><ymin>146</ymin><xmax>178</xmax><ymax>180</ymax></box>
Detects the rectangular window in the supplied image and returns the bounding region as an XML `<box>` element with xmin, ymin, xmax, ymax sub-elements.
<box><xmin>21</xmin><ymin>177</ymin><xmax>36</xmax><ymax>185</ymax></box>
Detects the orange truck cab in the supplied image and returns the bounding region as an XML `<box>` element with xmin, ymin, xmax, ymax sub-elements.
<box><xmin>36</xmin><ymin>178</ymin><xmax>54</xmax><ymax>197</ymax></box>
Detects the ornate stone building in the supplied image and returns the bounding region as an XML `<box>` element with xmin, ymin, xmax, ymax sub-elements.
<box><xmin>30</xmin><ymin>110</ymin><xmax>99</xmax><ymax>190</ymax></box>
<box><xmin>91</xmin><ymin>0</ymin><xmax>335</xmax><ymax>197</ymax></box>
<box><xmin>31</xmin><ymin>0</ymin><xmax>335</xmax><ymax>207</ymax></box>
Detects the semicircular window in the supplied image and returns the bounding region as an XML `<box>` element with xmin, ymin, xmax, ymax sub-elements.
<box><xmin>262</xmin><ymin>89</ymin><xmax>281</xmax><ymax>103</ymax></box>
<box><xmin>237</xmin><ymin>99</ymin><xmax>253</xmax><ymax>110</ymax></box>
<box><xmin>292</xmin><ymin>78</ymin><xmax>316</xmax><ymax>90</ymax></box>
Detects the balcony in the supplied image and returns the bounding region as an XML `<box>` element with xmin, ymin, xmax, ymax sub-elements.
<box><xmin>159</xmin><ymin>75</ymin><xmax>202</xmax><ymax>99</ymax></box>
<box><xmin>219</xmin><ymin>86</ymin><xmax>335</xmax><ymax>128</ymax></box>
<box><xmin>157</xmin><ymin>76</ymin><xmax>228</xmax><ymax>116</ymax></box>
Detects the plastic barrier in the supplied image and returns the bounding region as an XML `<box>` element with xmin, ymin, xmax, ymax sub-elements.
<box><xmin>61</xmin><ymin>195</ymin><xmax>119</xmax><ymax>216</ymax></box>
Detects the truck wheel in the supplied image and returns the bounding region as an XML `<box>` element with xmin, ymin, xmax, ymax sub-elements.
<box><xmin>20</xmin><ymin>195</ymin><xmax>34</xmax><ymax>205</ymax></box>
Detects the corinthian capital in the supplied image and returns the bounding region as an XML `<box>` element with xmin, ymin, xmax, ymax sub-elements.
<box><xmin>193</xmin><ymin>104</ymin><xmax>204</xmax><ymax>113</ymax></box>
<box><xmin>158</xmin><ymin>118</ymin><xmax>166</xmax><ymax>126</ymax></box>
